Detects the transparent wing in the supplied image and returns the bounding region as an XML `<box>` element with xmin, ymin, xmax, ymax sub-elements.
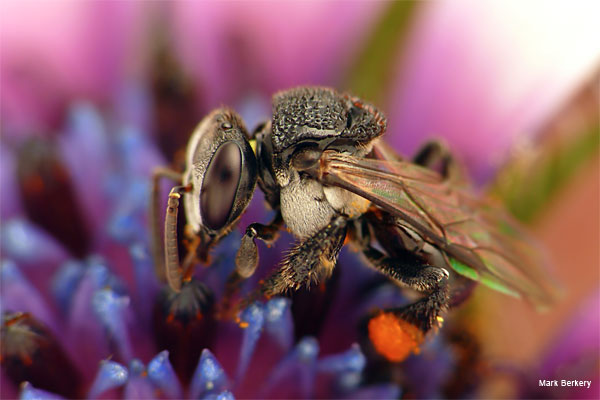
<box><xmin>318</xmin><ymin>150</ymin><xmax>559</xmax><ymax>309</ymax></box>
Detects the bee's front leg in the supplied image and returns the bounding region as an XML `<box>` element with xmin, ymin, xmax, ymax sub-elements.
<box><xmin>163</xmin><ymin>185</ymin><xmax>193</xmax><ymax>292</ymax></box>
<box><xmin>219</xmin><ymin>212</ymin><xmax>284</xmax><ymax>316</ymax></box>
<box><xmin>150</xmin><ymin>166</ymin><xmax>183</xmax><ymax>282</ymax></box>
<box><xmin>260</xmin><ymin>215</ymin><xmax>347</xmax><ymax>297</ymax></box>
<box><xmin>233</xmin><ymin>212</ymin><xmax>284</xmax><ymax>279</ymax></box>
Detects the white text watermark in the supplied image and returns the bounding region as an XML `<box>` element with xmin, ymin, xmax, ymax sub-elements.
<box><xmin>539</xmin><ymin>380</ymin><xmax>592</xmax><ymax>389</ymax></box>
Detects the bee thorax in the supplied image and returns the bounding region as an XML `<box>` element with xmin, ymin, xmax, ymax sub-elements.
<box><xmin>280</xmin><ymin>177</ymin><xmax>336</xmax><ymax>238</ymax></box>
<box><xmin>323</xmin><ymin>186</ymin><xmax>370</xmax><ymax>218</ymax></box>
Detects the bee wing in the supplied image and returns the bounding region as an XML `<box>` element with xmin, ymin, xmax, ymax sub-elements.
<box><xmin>318</xmin><ymin>150</ymin><xmax>559</xmax><ymax>309</ymax></box>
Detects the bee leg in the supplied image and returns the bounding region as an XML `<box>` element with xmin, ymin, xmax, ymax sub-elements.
<box><xmin>412</xmin><ymin>140</ymin><xmax>459</xmax><ymax>180</ymax></box>
<box><xmin>164</xmin><ymin>184</ymin><xmax>192</xmax><ymax>292</ymax></box>
<box><xmin>388</xmin><ymin>281</ymin><xmax>449</xmax><ymax>333</ymax></box>
<box><xmin>360</xmin><ymin>246</ymin><xmax>449</xmax><ymax>362</ymax></box>
<box><xmin>219</xmin><ymin>213</ymin><xmax>284</xmax><ymax>317</ymax></box>
<box><xmin>363</xmin><ymin>246</ymin><xmax>449</xmax><ymax>331</ymax></box>
<box><xmin>233</xmin><ymin>212</ymin><xmax>284</xmax><ymax>279</ymax></box>
<box><xmin>150</xmin><ymin>167</ymin><xmax>183</xmax><ymax>282</ymax></box>
<box><xmin>260</xmin><ymin>215</ymin><xmax>347</xmax><ymax>297</ymax></box>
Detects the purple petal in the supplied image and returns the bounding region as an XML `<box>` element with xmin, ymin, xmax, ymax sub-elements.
<box><xmin>0</xmin><ymin>147</ymin><xmax>23</xmax><ymax>219</ymax></box>
<box><xmin>58</xmin><ymin>103</ymin><xmax>111</xmax><ymax>236</ymax></box>
<box><xmin>104</xmin><ymin>121</ymin><xmax>164</xmax><ymax>248</ymax></box>
<box><xmin>128</xmin><ymin>359</ymin><xmax>145</xmax><ymax>376</ymax></box>
<box><xmin>123</xmin><ymin>360</ymin><xmax>156</xmax><ymax>400</ymax></box>
<box><xmin>235</xmin><ymin>302</ymin><xmax>265</xmax><ymax>384</ymax></box>
<box><xmin>264</xmin><ymin>297</ymin><xmax>293</xmax><ymax>352</ymax></box>
<box><xmin>336</xmin><ymin>371</ymin><xmax>362</xmax><ymax>394</ymax></box>
<box><xmin>402</xmin><ymin>335</ymin><xmax>455</xmax><ymax>398</ymax></box>
<box><xmin>51</xmin><ymin>260</ymin><xmax>85</xmax><ymax>315</ymax></box>
<box><xmin>203</xmin><ymin>390</ymin><xmax>235</xmax><ymax>400</ymax></box>
<box><xmin>0</xmin><ymin>260</ymin><xmax>59</xmax><ymax>333</ymax></box>
<box><xmin>19</xmin><ymin>382</ymin><xmax>65</xmax><ymax>400</ymax></box>
<box><xmin>64</xmin><ymin>263</ymin><xmax>115</xmax><ymax>380</ymax></box>
<box><xmin>86</xmin><ymin>256</ymin><xmax>128</xmax><ymax>294</ymax></box>
<box><xmin>317</xmin><ymin>343</ymin><xmax>365</xmax><ymax>374</ymax></box>
<box><xmin>189</xmin><ymin>349</ymin><xmax>230</xmax><ymax>400</ymax></box>
<box><xmin>92</xmin><ymin>288</ymin><xmax>133</xmax><ymax>362</ymax></box>
<box><xmin>345</xmin><ymin>383</ymin><xmax>402</xmax><ymax>400</ymax></box>
<box><xmin>123</xmin><ymin>377</ymin><xmax>155</xmax><ymax>400</ymax></box>
<box><xmin>128</xmin><ymin>243</ymin><xmax>160</xmax><ymax>324</ymax></box>
<box><xmin>1</xmin><ymin>219</ymin><xmax>68</xmax><ymax>270</ymax></box>
<box><xmin>87</xmin><ymin>360</ymin><xmax>128</xmax><ymax>399</ymax></box>
<box><xmin>113</xmin><ymin>124</ymin><xmax>165</xmax><ymax>182</ymax></box>
<box><xmin>387</xmin><ymin>1</ymin><xmax>600</xmax><ymax>183</ymax></box>
<box><xmin>259</xmin><ymin>336</ymin><xmax>319</xmax><ymax>398</ymax></box>
<box><xmin>105</xmin><ymin>178</ymin><xmax>149</xmax><ymax>245</ymax></box>
<box><xmin>316</xmin><ymin>343</ymin><xmax>366</xmax><ymax>395</ymax></box>
<box><xmin>147</xmin><ymin>351</ymin><xmax>183</xmax><ymax>399</ymax></box>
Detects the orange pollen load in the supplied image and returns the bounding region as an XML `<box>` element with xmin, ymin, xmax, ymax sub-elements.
<box><xmin>368</xmin><ymin>312</ymin><xmax>424</xmax><ymax>362</ymax></box>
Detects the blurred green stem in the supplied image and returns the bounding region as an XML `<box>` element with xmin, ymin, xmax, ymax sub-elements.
<box><xmin>490</xmin><ymin>66</ymin><xmax>598</xmax><ymax>227</ymax></box>
<box><xmin>344</xmin><ymin>1</ymin><xmax>419</xmax><ymax>106</ymax></box>
<box><xmin>492</xmin><ymin>126</ymin><xmax>599</xmax><ymax>223</ymax></box>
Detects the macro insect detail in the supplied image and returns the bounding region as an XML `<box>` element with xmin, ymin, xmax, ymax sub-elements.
<box><xmin>151</xmin><ymin>86</ymin><xmax>558</xmax><ymax>362</ymax></box>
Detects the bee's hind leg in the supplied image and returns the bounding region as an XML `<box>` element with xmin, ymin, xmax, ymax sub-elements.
<box><xmin>360</xmin><ymin>245</ymin><xmax>450</xmax><ymax>362</ymax></box>
<box><xmin>364</xmin><ymin>247</ymin><xmax>449</xmax><ymax>295</ymax></box>
<box><xmin>362</xmin><ymin>246</ymin><xmax>450</xmax><ymax>332</ymax></box>
<box><xmin>413</xmin><ymin>140</ymin><xmax>461</xmax><ymax>181</ymax></box>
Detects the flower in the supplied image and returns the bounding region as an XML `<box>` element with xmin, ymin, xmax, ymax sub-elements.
<box><xmin>0</xmin><ymin>100</ymin><xmax>402</xmax><ymax>399</ymax></box>
<box><xmin>2</xmin><ymin>2</ymin><xmax>598</xmax><ymax>400</ymax></box>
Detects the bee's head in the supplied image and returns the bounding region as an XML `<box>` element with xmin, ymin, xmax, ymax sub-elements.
<box><xmin>182</xmin><ymin>109</ymin><xmax>258</xmax><ymax>235</ymax></box>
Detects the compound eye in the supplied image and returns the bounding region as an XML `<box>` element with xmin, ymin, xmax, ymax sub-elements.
<box><xmin>200</xmin><ymin>142</ymin><xmax>242</xmax><ymax>230</ymax></box>
<box><xmin>183</xmin><ymin>108</ymin><xmax>258</xmax><ymax>235</ymax></box>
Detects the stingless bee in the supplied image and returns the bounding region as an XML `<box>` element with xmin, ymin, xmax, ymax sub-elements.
<box><xmin>151</xmin><ymin>86</ymin><xmax>558</xmax><ymax>361</ymax></box>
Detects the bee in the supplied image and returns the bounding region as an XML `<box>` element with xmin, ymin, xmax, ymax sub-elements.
<box><xmin>151</xmin><ymin>86</ymin><xmax>558</xmax><ymax>361</ymax></box>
